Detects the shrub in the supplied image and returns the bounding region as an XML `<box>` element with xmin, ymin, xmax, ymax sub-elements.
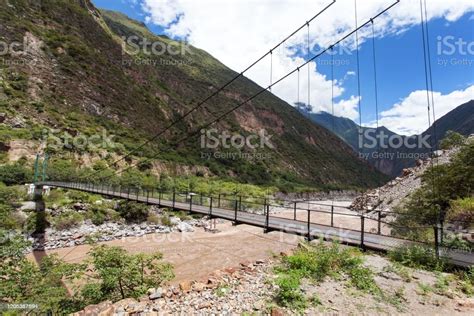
<box><xmin>0</xmin><ymin>163</ymin><xmax>33</xmax><ymax>185</ymax></box>
<box><xmin>82</xmin><ymin>245</ymin><xmax>174</xmax><ymax>302</ymax></box>
<box><xmin>275</xmin><ymin>271</ymin><xmax>307</xmax><ymax>310</ymax></box>
<box><xmin>52</xmin><ymin>211</ymin><xmax>83</xmax><ymax>230</ymax></box>
<box><xmin>439</xmin><ymin>131</ymin><xmax>465</xmax><ymax>150</ymax></box>
<box><xmin>388</xmin><ymin>245</ymin><xmax>447</xmax><ymax>271</ymax></box>
<box><xmin>116</xmin><ymin>201</ymin><xmax>148</xmax><ymax>223</ymax></box>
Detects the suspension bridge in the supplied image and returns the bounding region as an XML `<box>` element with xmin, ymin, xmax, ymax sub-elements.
<box><xmin>31</xmin><ymin>0</ymin><xmax>473</xmax><ymax>268</ymax></box>
<box><xmin>34</xmin><ymin>181</ymin><xmax>473</xmax><ymax>267</ymax></box>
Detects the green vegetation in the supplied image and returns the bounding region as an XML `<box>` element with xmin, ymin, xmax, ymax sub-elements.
<box><xmin>392</xmin><ymin>138</ymin><xmax>473</xmax><ymax>244</ymax></box>
<box><xmin>0</xmin><ymin>163</ymin><xmax>33</xmax><ymax>186</ymax></box>
<box><xmin>388</xmin><ymin>245</ymin><xmax>447</xmax><ymax>272</ymax></box>
<box><xmin>116</xmin><ymin>201</ymin><xmax>149</xmax><ymax>223</ymax></box>
<box><xmin>0</xmin><ymin>183</ymin><xmax>26</xmax><ymax>230</ymax></box>
<box><xmin>439</xmin><ymin>131</ymin><xmax>466</xmax><ymax>150</ymax></box>
<box><xmin>0</xmin><ymin>232</ymin><xmax>173</xmax><ymax>314</ymax></box>
<box><xmin>273</xmin><ymin>242</ymin><xmax>380</xmax><ymax>310</ymax></box>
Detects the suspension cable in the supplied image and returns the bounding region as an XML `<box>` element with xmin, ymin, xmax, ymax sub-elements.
<box><xmin>307</xmin><ymin>22</ymin><xmax>311</xmax><ymax>114</ymax></box>
<box><xmin>87</xmin><ymin>1</ymin><xmax>401</xmax><ymax>181</ymax></box>
<box><xmin>354</xmin><ymin>0</ymin><xmax>362</xmax><ymax>130</ymax></box>
<box><xmin>80</xmin><ymin>1</ymin><xmax>336</xmax><ymax>181</ymax></box>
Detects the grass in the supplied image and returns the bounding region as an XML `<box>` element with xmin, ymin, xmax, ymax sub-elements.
<box><xmin>273</xmin><ymin>241</ymin><xmax>381</xmax><ymax>311</ymax></box>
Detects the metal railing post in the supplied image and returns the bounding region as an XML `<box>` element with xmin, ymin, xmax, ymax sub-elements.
<box><xmin>434</xmin><ymin>225</ymin><xmax>440</xmax><ymax>259</ymax></box>
<box><xmin>293</xmin><ymin>201</ymin><xmax>297</xmax><ymax>221</ymax></box>
<box><xmin>239</xmin><ymin>196</ymin><xmax>242</xmax><ymax>212</ymax></box>
<box><xmin>265</xmin><ymin>202</ymin><xmax>270</xmax><ymax>233</ymax></box>
<box><xmin>377</xmin><ymin>210</ymin><xmax>381</xmax><ymax>235</ymax></box>
<box><xmin>360</xmin><ymin>215</ymin><xmax>365</xmax><ymax>251</ymax></box>
<box><xmin>331</xmin><ymin>205</ymin><xmax>334</xmax><ymax>227</ymax></box>
<box><xmin>136</xmin><ymin>189</ymin><xmax>139</xmax><ymax>201</ymax></box>
<box><xmin>234</xmin><ymin>199</ymin><xmax>238</xmax><ymax>224</ymax></box>
<box><xmin>307</xmin><ymin>209</ymin><xmax>311</xmax><ymax>241</ymax></box>
<box><xmin>172</xmin><ymin>189</ymin><xmax>176</xmax><ymax>210</ymax></box>
<box><xmin>146</xmin><ymin>190</ymin><xmax>149</xmax><ymax>204</ymax></box>
<box><xmin>190</xmin><ymin>194</ymin><xmax>193</xmax><ymax>211</ymax></box>
<box><xmin>127</xmin><ymin>187</ymin><xmax>130</xmax><ymax>199</ymax></box>
<box><xmin>158</xmin><ymin>189</ymin><xmax>162</xmax><ymax>205</ymax></box>
<box><xmin>218</xmin><ymin>194</ymin><xmax>221</xmax><ymax>208</ymax></box>
<box><xmin>209</xmin><ymin>197</ymin><xmax>213</xmax><ymax>216</ymax></box>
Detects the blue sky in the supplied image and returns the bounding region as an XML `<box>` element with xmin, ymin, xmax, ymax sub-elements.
<box><xmin>92</xmin><ymin>0</ymin><xmax>474</xmax><ymax>135</ymax></box>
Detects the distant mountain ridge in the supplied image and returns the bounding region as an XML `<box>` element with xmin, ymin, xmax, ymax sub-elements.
<box><xmin>299</xmin><ymin>100</ymin><xmax>474</xmax><ymax>178</ymax></box>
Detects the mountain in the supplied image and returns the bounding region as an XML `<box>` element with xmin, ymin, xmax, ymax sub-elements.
<box><xmin>0</xmin><ymin>0</ymin><xmax>387</xmax><ymax>190</ymax></box>
<box><xmin>299</xmin><ymin>100</ymin><xmax>474</xmax><ymax>178</ymax></box>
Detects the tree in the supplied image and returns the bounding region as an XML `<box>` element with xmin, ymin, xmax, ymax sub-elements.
<box><xmin>439</xmin><ymin>131</ymin><xmax>465</xmax><ymax>150</ymax></box>
<box><xmin>81</xmin><ymin>245</ymin><xmax>174</xmax><ymax>303</ymax></box>
<box><xmin>116</xmin><ymin>201</ymin><xmax>149</xmax><ymax>223</ymax></box>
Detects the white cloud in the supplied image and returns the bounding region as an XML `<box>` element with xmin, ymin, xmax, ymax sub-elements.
<box><xmin>140</xmin><ymin>0</ymin><xmax>474</xmax><ymax>126</ymax></box>
<box><xmin>371</xmin><ymin>85</ymin><xmax>474</xmax><ymax>135</ymax></box>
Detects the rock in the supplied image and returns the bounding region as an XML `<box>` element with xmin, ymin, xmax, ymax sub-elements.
<box><xmin>20</xmin><ymin>201</ymin><xmax>36</xmax><ymax>211</ymax></box>
<box><xmin>198</xmin><ymin>302</ymin><xmax>211</xmax><ymax>309</ymax></box>
<box><xmin>179</xmin><ymin>281</ymin><xmax>192</xmax><ymax>292</ymax></box>
<box><xmin>177</xmin><ymin>222</ymin><xmax>194</xmax><ymax>232</ymax></box>
<box><xmin>0</xmin><ymin>113</ymin><xmax>6</xmax><ymax>123</ymax></box>
<box><xmin>192</xmin><ymin>282</ymin><xmax>206</xmax><ymax>292</ymax></box>
<box><xmin>457</xmin><ymin>298</ymin><xmax>474</xmax><ymax>308</ymax></box>
<box><xmin>271</xmin><ymin>307</ymin><xmax>284</xmax><ymax>316</ymax></box>
<box><xmin>149</xmin><ymin>288</ymin><xmax>163</xmax><ymax>300</ymax></box>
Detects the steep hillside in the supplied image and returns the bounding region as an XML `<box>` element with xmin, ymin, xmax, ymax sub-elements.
<box><xmin>0</xmin><ymin>0</ymin><xmax>386</xmax><ymax>189</ymax></box>
<box><xmin>301</xmin><ymin>101</ymin><xmax>474</xmax><ymax>178</ymax></box>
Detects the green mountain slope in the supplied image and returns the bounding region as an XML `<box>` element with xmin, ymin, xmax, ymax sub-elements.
<box><xmin>0</xmin><ymin>0</ymin><xmax>387</xmax><ymax>189</ymax></box>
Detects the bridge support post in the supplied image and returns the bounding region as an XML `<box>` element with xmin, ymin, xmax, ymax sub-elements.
<box><xmin>360</xmin><ymin>216</ymin><xmax>365</xmax><ymax>251</ymax></box>
<box><xmin>331</xmin><ymin>205</ymin><xmax>334</xmax><ymax>227</ymax></box>
<box><xmin>172</xmin><ymin>190</ymin><xmax>176</xmax><ymax>211</ymax></box>
<box><xmin>434</xmin><ymin>225</ymin><xmax>440</xmax><ymax>259</ymax></box>
<box><xmin>232</xmin><ymin>199</ymin><xmax>238</xmax><ymax>225</ymax></box>
<box><xmin>209</xmin><ymin>197</ymin><xmax>213</xmax><ymax>217</ymax></box>
<box><xmin>377</xmin><ymin>210</ymin><xmax>381</xmax><ymax>235</ymax></box>
<box><xmin>306</xmin><ymin>209</ymin><xmax>312</xmax><ymax>241</ymax></box>
<box><xmin>264</xmin><ymin>201</ymin><xmax>270</xmax><ymax>233</ymax></box>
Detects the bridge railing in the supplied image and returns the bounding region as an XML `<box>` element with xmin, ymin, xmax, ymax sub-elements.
<box><xmin>38</xmin><ymin>181</ymin><xmax>472</xmax><ymax>265</ymax></box>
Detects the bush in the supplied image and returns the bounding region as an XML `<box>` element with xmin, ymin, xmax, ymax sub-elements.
<box><xmin>116</xmin><ymin>201</ymin><xmax>148</xmax><ymax>223</ymax></box>
<box><xmin>52</xmin><ymin>211</ymin><xmax>83</xmax><ymax>230</ymax></box>
<box><xmin>388</xmin><ymin>245</ymin><xmax>447</xmax><ymax>271</ymax></box>
<box><xmin>0</xmin><ymin>163</ymin><xmax>32</xmax><ymax>185</ymax></box>
<box><xmin>81</xmin><ymin>245</ymin><xmax>174</xmax><ymax>302</ymax></box>
<box><xmin>439</xmin><ymin>131</ymin><xmax>465</xmax><ymax>150</ymax></box>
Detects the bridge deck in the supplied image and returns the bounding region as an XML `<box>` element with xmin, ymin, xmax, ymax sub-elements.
<box><xmin>40</xmin><ymin>182</ymin><xmax>473</xmax><ymax>267</ymax></box>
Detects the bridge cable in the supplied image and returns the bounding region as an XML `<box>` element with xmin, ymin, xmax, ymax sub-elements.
<box><xmin>79</xmin><ymin>1</ymin><xmax>336</xmax><ymax>181</ymax></box>
<box><xmin>84</xmin><ymin>1</ymin><xmax>401</xmax><ymax>181</ymax></box>
<box><xmin>307</xmin><ymin>22</ymin><xmax>311</xmax><ymax>115</ymax></box>
<box><xmin>371</xmin><ymin>19</ymin><xmax>382</xmax><ymax>212</ymax></box>
<box><xmin>354</xmin><ymin>0</ymin><xmax>363</xmax><ymax>133</ymax></box>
